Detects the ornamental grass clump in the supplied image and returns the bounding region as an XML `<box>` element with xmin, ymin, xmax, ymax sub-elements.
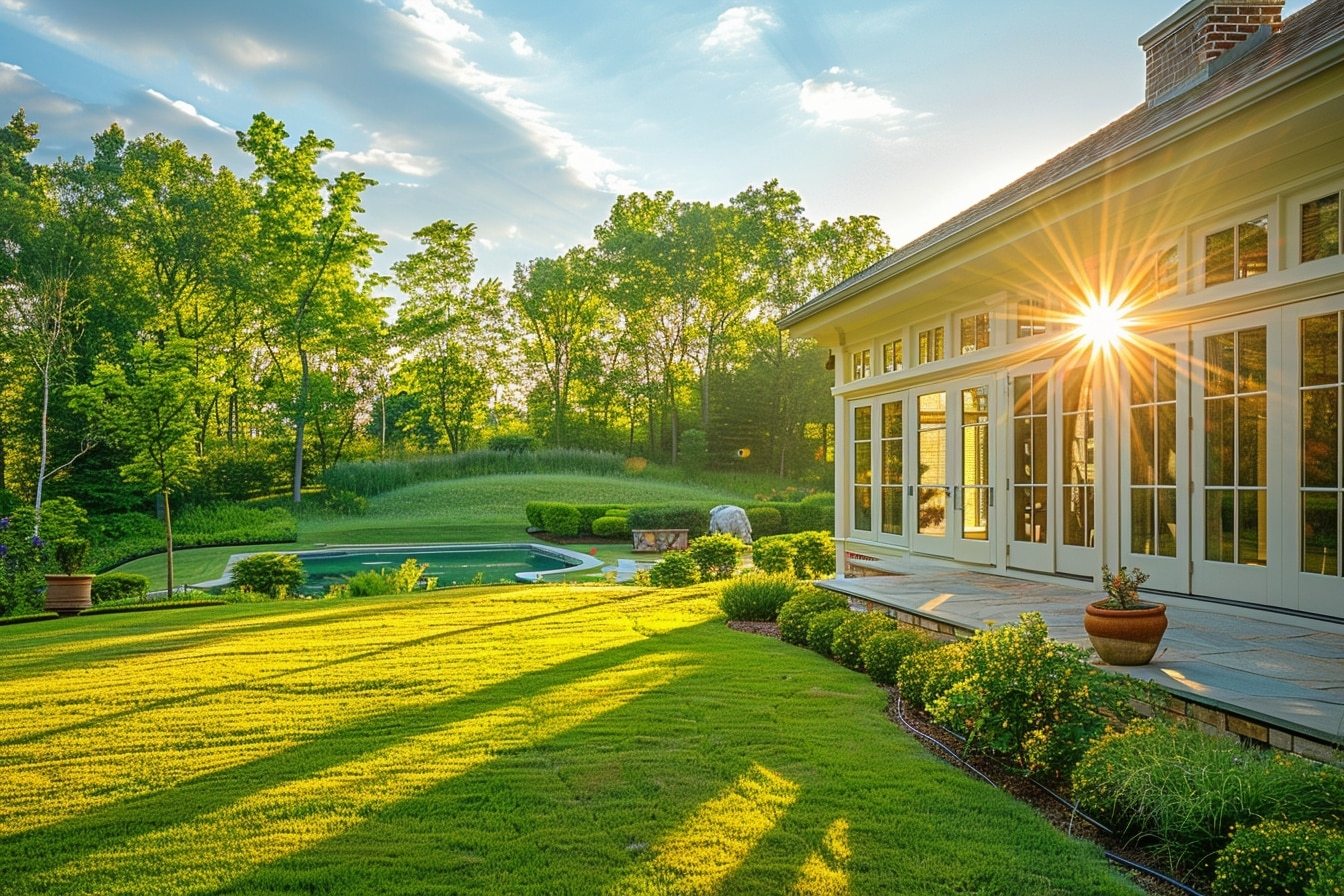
<box><xmin>1072</xmin><ymin>718</ymin><xmax>1344</xmax><ymax>871</ymax></box>
<box><xmin>1211</xmin><ymin>819</ymin><xmax>1344</xmax><ymax>896</ymax></box>
<box><xmin>718</xmin><ymin>573</ymin><xmax>798</xmax><ymax>622</ymax></box>
<box><xmin>1099</xmin><ymin>563</ymin><xmax>1151</xmax><ymax>609</ymax></box>
<box><xmin>829</xmin><ymin>611</ymin><xmax>896</xmax><ymax>671</ymax></box>
<box><xmin>777</xmin><ymin>588</ymin><xmax>847</xmax><ymax>645</ymax></box>
<box><xmin>927</xmin><ymin>612</ymin><xmax>1140</xmax><ymax>776</ymax></box>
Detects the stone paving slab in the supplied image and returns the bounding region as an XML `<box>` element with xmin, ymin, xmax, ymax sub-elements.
<box><xmin>825</xmin><ymin>564</ymin><xmax>1344</xmax><ymax>747</ymax></box>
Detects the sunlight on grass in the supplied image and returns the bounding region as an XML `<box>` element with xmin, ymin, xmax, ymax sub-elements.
<box><xmin>37</xmin><ymin>653</ymin><xmax>694</xmax><ymax>896</ymax></box>
<box><xmin>609</xmin><ymin>763</ymin><xmax>799</xmax><ymax>895</ymax></box>
<box><xmin>0</xmin><ymin>586</ymin><xmax>719</xmax><ymax>837</ymax></box>
<box><xmin>793</xmin><ymin>818</ymin><xmax>851</xmax><ymax>896</ymax></box>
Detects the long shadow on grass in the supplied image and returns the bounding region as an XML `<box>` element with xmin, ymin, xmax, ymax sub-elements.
<box><xmin>0</xmin><ymin>597</ymin><xmax>619</xmax><ymax>749</ymax></box>
<box><xmin>0</xmin><ymin>622</ymin><xmax>714</xmax><ymax>892</ymax></box>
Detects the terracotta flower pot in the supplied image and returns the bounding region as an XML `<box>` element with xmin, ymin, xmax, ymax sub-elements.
<box><xmin>1083</xmin><ymin>600</ymin><xmax>1168</xmax><ymax>665</ymax></box>
<box><xmin>44</xmin><ymin>574</ymin><xmax>94</xmax><ymax>616</ymax></box>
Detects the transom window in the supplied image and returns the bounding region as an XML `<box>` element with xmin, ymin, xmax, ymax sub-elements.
<box><xmin>1301</xmin><ymin>312</ymin><xmax>1341</xmax><ymax>577</ymax></box>
<box><xmin>1015</xmin><ymin>298</ymin><xmax>1047</xmax><ymax>339</ymax></box>
<box><xmin>917</xmin><ymin>326</ymin><xmax>944</xmax><ymax>364</ymax></box>
<box><xmin>1205</xmin><ymin>216</ymin><xmax>1269</xmax><ymax>286</ymax></box>
<box><xmin>882</xmin><ymin>338</ymin><xmax>903</xmax><ymax>373</ymax></box>
<box><xmin>851</xmin><ymin>348</ymin><xmax>871</xmax><ymax>381</ymax></box>
<box><xmin>1302</xmin><ymin>192</ymin><xmax>1342</xmax><ymax>264</ymax></box>
<box><xmin>959</xmin><ymin>312</ymin><xmax>990</xmax><ymax>355</ymax></box>
<box><xmin>1155</xmin><ymin>246</ymin><xmax>1179</xmax><ymax>297</ymax></box>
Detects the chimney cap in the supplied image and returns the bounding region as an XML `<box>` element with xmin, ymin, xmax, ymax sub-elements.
<box><xmin>1138</xmin><ymin>0</ymin><xmax>1285</xmax><ymax>48</ymax></box>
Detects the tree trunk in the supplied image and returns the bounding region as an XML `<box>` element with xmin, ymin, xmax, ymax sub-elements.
<box><xmin>164</xmin><ymin>488</ymin><xmax>175</xmax><ymax>595</ymax></box>
<box><xmin>292</xmin><ymin>348</ymin><xmax>310</xmax><ymax>505</ymax></box>
<box><xmin>33</xmin><ymin>364</ymin><xmax>50</xmax><ymax>536</ymax></box>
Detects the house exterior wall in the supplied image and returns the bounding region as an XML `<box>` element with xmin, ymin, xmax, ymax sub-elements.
<box><xmin>787</xmin><ymin>53</ymin><xmax>1344</xmax><ymax>627</ymax></box>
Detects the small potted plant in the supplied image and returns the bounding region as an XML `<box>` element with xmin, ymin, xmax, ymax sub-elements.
<box><xmin>44</xmin><ymin>536</ymin><xmax>95</xmax><ymax>615</ymax></box>
<box><xmin>1082</xmin><ymin>563</ymin><xmax>1167</xmax><ymax>665</ymax></box>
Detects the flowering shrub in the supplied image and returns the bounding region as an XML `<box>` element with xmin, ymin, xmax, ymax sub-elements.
<box><xmin>897</xmin><ymin>640</ymin><xmax>971</xmax><ymax>710</ymax></box>
<box><xmin>863</xmin><ymin>627</ymin><xmax>937</xmax><ymax>686</ymax></box>
<box><xmin>927</xmin><ymin>612</ymin><xmax>1138</xmax><ymax>775</ymax></box>
<box><xmin>776</xmin><ymin>588</ymin><xmax>846</xmax><ymax>645</ymax></box>
<box><xmin>830</xmin><ymin>611</ymin><xmax>895</xmax><ymax>671</ymax></box>
<box><xmin>806</xmin><ymin>608</ymin><xmax>851</xmax><ymax>656</ymax></box>
<box><xmin>1212</xmin><ymin>819</ymin><xmax>1344</xmax><ymax>896</ymax></box>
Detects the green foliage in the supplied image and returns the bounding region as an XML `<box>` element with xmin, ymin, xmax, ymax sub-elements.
<box><xmin>862</xmin><ymin>627</ymin><xmax>937</xmax><ymax>686</ymax></box>
<box><xmin>32</xmin><ymin>497</ymin><xmax>89</xmax><ymax>541</ymax></box>
<box><xmin>790</xmin><ymin>531</ymin><xmax>835</xmax><ymax>577</ymax></box>
<box><xmin>687</xmin><ymin>533</ymin><xmax>745</xmax><ymax>580</ymax></box>
<box><xmin>540</xmin><ymin>503</ymin><xmax>581</xmax><ymax>537</ymax></box>
<box><xmin>626</xmin><ymin>504</ymin><xmax>717</xmax><ymax>537</ymax></box>
<box><xmin>87</xmin><ymin>504</ymin><xmax>298</xmax><ymax>572</ymax></box>
<box><xmin>591</xmin><ymin>516</ymin><xmax>631</xmax><ymax>538</ymax></box>
<box><xmin>91</xmin><ymin>572</ymin><xmax>149</xmax><ymax>605</ymax></box>
<box><xmin>806</xmin><ymin>608</ymin><xmax>852</xmax><ymax>656</ymax></box>
<box><xmin>777</xmin><ymin>587</ymin><xmax>847</xmax><ymax>646</ymax></box>
<box><xmin>488</xmin><ymin>434</ymin><xmax>537</xmax><ymax>453</ymax></box>
<box><xmin>77</xmin><ymin>599</ymin><xmax>228</xmax><ymax>615</ymax></box>
<box><xmin>229</xmin><ymin>552</ymin><xmax>306</xmax><ymax>598</ymax></box>
<box><xmin>347</xmin><ymin>570</ymin><xmax>397</xmax><ymax>597</ymax></box>
<box><xmin>52</xmin><ymin>537</ymin><xmax>90</xmax><ymax>575</ymax></box>
<box><xmin>898</xmin><ymin>640</ymin><xmax>971</xmax><ymax>710</ymax></box>
<box><xmin>928</xmin><ymin>613</ymin><xmax>1139</xmax><ymax>775</ymax></box>
<box><xmin>524</xmin><ymin>501</ymin><xmax>549</xmax><ymax>529</ymax></box>
<box><xmin>1212</xmin><ymin>820</ymin><xmax>1344</xmax><ymax>896</ymax></box>
<box><xmin>0</xmin><ymin>489</ymin><xmax>16</xmax><ymax>515</ymax></box>
<box><xmin>751</xmin><ymin>535</ymin><xmax>795</xmax><ymax>576</ymax></box>
<box><xmin>781</xmin><ymin>497</ymin><xmax>835</xmax><ymax>534</ymax></box>
<box><xmin>183</xmin><ymin>442</ymin><xmax>291</xmax><ymax>504</ymax></box>
<box><xmin>317</xmin><ymin>489</ymin><xmax>369</xmax><ymax>516</ymax></box>
<box><xmin>389</xmin><ymin>558</ymin><xmax>430</xmax><ymax>593</ymax></box>
<box><xmin>575</xmin><ymin>504</ymin><xmax>614</xmax><ymax>535</ymax></box>
<box><xmin>1072</xmin><ymin>719</ymin><xmax>1344</xmax><ymax>870</ymax></box>
<box><xmin>718</xmin><ymin>573</ymin><xmax>799</xmax><ymax>622</ymax></box>
<box><xmin>323</xmin><ymin>449</ymin><xmax>628</xmax><ymax>498</ymax></box>
<box><xmin>648</xmin><ymin>551</ymin><xmax>700</xmax><ymax>588</ymax></box>
<box><xmin>678</xmin><ymin>429</ymin><xmax>708</xmax><ymax>471</ymax></box>
<box><xmin>830</xmin><ymin>611</ymin><xmax>896</xmax><ymax>671</ymax></box>
<box><xmin>745</xmin><ymin>506</ymin><xmax>784</xmax><ymax>537</ymax></box>
<box><xmin>1307</xmin><ymin>849</ymin><xmax>1344</xmax><ymax>896</ymax></box>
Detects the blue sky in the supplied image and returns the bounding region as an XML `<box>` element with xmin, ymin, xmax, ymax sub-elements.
<box><xmin>0</xmin><ymin>0</ymin><xmax>1310</xmax><ymax>287</ymax></box>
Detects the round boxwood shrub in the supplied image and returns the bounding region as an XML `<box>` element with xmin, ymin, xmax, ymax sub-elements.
<box><xmin>648</xmin><ymin>551</ymin><xmax>700</xmax><ymax>588</ymax></box>
<box><xmin>830</xmin><ymin>612</ymin><xmax>896</xmax><ymax>671</ymax></box>
<box><xmin>1212</xmin><ymin>819</ymin><xmax>1344</xmax><ymax>896</ymax></box>
<box><xmin>898</xmin><ymin>639</ymin><xmax>970</xmax><ymax>710</ymax></box>
<box><xmin>777</xmin><ymin>588</ymin><xmax>847</xmax><ymax>645</ymax></box>
<box><xmin>791</xmin><ymin>531</ymin><xmax>836</xmax><ymax>577</ymax></box>
<box><xmin>688</xmin><ymin>533</ymin><xmax>746</xmax><ymax>580</ymax></box>
<box><xmin>718</xmin><ymin>573</ymin><xmax>798</xmax><ymax>622</ymax></box>
<box><xmin>91</xmin><ymin>572</ymin><xmax>150</xmax><ymax>605</ymax></box>
<box><xmin>806</xmin><ymin>608</ymin><xmax>852</xmax><ymax>657</ymax></box>
<box><xmin>862</xmin><ymin>627</ymin><xmax>937</xmax><ymax>686</ymax></box>
<box><xmin>229</xmin><ymin>552</ymin><xmax>305</xmax><ymax>598</ymax></box>
<box><xmin>751</xmin><ymin>536</ymin><xmax>795</xmax><ymax>576</ymax></box>
<box><xmin>540</xmin><ymin>503</ymin><xmax>581</xmax><ymax>537</ymax></box>
<box><xmin>746</xmin><ymin>506</ymin><xmax>784</xmax><ymax>538</ymax></box>
<box><xmin>591</xmin><ymin>516</ymin><xmax>631</xmax><ymax>538</ymax></box>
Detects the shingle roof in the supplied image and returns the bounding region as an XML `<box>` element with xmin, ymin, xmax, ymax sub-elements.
<box><xmin>782</xmin><ymin>0</ymin><xmax>1344</xmax><ymax>325</ymax></box>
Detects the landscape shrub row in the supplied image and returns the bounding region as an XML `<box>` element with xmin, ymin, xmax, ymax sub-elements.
<box><xmin>87</xmin><ymin>504</ymin><xmax>298</xmax><ymax>571</ymax></box>
<box><xmin>525</xmin><ymin>502</ymin><xmax>629</xmax><ymax>538</ymax></box>
<box><xmin>324</xmin><ymin>449</ymin><xmax>629</xmax><ymax>498</ymax></box>
<box><xmin>646</xmin><ymin>534</ymin><xmax>749</xmax><ymax>586</ymax></box>
<box><xmin>751</xmin><ymin>532</ymin><xmax>835</xmax><ymax>578</ymax></box>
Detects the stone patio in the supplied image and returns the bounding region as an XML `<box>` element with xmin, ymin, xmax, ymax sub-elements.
<box><xmin>820</xmin><ymin>558</ymin><xmax>1344</xmax><ymax>761</ymax></box>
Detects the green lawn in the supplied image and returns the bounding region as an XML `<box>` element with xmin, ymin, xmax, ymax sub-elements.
<box><xmin>0</xmin><ymin>585</ymin><xmax>1139</xmax><ymax>895</ymax></box>
<box><xmin>116</xmin><ymin>474</ymin><xmax>749</xmax><ymax>590</ymax></box>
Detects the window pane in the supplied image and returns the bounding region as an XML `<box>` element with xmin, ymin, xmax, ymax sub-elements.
<box><xmin>1302</xmin><ymin>388</ymin><xmax>1340</xmax><ymax>488</ymax></box>
<box><xmin>882</xmin><ymin>486</ymin><xmax>902</xmax><ymax>536</ymax></box>
<box><xmin>854</xmin><ymin>442</ymin><xmax>872</xmax><ymax>484</ymax></box>
<box><xmin>1156</xmin><ymin>246</ymin><xmax>1179</xmax><ymax>296</ymax></box>
<box><xmin>1206</xmin><ymin>227</ymin><xmax>1235</xmax><ymax>285</ymax></box>
<box><xmin>854</xmin><ymin>486</ymin><xmax>872</xmax><ymax>530</ymax></box>
<box><xmin>1301</xmin><ymin>194</ymin><xmax>1340</xmax><ymax>264</ymax></box>
<box><xmin>1303</xmin><ymin>492</ymin><xmax>1338</xmax><ymax>576</ymax></box>
<box><xmin>1237</xmin><ymin>393</ymin><xmax>1266</xmax><ymax>487</ymax></box>
<box><xmin>1239</xmin><ymin>490</ymin><xmax>1267</xmax><ymax>565</ymax></box>
<box><xmin>1206</xmin><ymin>332</ymin><xmax>1235</xmax><ymax>395</ymax></box>
<box><xmin>1063</xmin><ymin>486</ymin><xmax>1092</xmax><ymax>546</ymax></box>
<box><xmin>1131</xmin><ymin>356</ymin><xmax>1155</xmax><ymax>405</ymax></box>
<box><xmin>882</xmin><ymin>401</ymin><xmax>902</xmax><ymax>439</ymax></box>
<box><xmin>1237</xmin><ymin>216</ymin><xmax>1269</xmax><ymax>278</ymax></box>
<box><xmin>918</xmin><ymin>331</ymin><xmax>929</xmax><ymax>364</ymax></box>
<box><xmin>1131</xmin><ymin>406</ymin><xmax>1155</xmax><ymax>485</ymax></box>
<box><xmin>933</xmin><ymin>327</ymin><xmax>944</xmax><ymax>360</ymax></box>
<box><xmin>1031</xmin><ymin>416</ymin><xmax>1048</xmax><ymax>483</ymax></box>
<box><xmin>854</xmin><ymin>406</ymin><xmax>871</xmax><ymax>440</ymax></box>
<box><xmin>1131</xmin><ymin>488</ymin><xmax>1156</xmax><ymax>555</ymax></box>
<box><xmin>918</xmin><ymin>488</ymin><xmax>945</xmax><ymax>535</ymax></box>
<box><xmin>1157</xmin><ymin>403</ymin><xmax>1177</xmax><ymax>486</ymax></box>
<box><xmin>1238</xmin><ymin>327</ymin><xmax>1267</xmax><ymax>393</ymax></box>
<box><xmin>1157</xmin><ymin>488</ymin><xmax>1178</xmax><ymax>557</ymax></box>
<box><xmin>1206</xmin><ymin>489</ymin><xmax>1235</xmax><ymax>562</ymax></box>
<box><xmin>919</xmin><ymin>432</ymin><xmax>946</xmax><ymax>483</ymax></box>
<box><xmin>960</xmin><ymin>316</ymin><xmax>975</xmax><ymax>355</ymax></box>
<box><xmin>1302</xmin><ymin>313</ymin><xmax>1340</xmax><ymax>387</ymax></box>
<box><xmin>882</xmin><ymin>444</ymin><xmax>903</xmax><ymax>485</ymax></box>
<box><xmin>1156</xmin><ymin>346</ymin><xmax>1177</xmax><ymax>402</ymax></box>
<box><xmin>1205</xmin><ymin>397</ymin><xmax>1235</xmax><ymax>485</ymax></box>
<box><xmin>963</xmin><ymin>488</ymin><xmax>990</xmax><ymax>540</ymax></box>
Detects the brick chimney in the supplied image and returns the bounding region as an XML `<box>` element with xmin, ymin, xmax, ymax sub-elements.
<box><xmin>1139</xmin><ymin>2</ymin><xmax>1285</xmax><ymax>105</ymax></box>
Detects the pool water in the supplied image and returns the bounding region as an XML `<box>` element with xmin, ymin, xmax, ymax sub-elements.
<box><xmin>295</xmin><ymin>545</ymin><xmax>580</xmax><ymax>594</ymax></box>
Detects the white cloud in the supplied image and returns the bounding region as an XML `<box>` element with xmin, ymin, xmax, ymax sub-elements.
<box><xmin>195</xmin><ymin>70</ymin><xmax>229</xmax><ymax>92</ymax></box>
<box><xmin>701</xmin><ymin>6</ymin><xmax>778</xmax><ymax>55</ymax></box>
<box><xmin>400</xmin><ymin>0</ymin><xmax>480</xmax><ymax>44</ymax></box>
<box><xmin>145</xmin><ymin>88</ymin><xmax>231</xmax><ymax>134</ymax></box>
<box><xmin>218</xmin><ymin>34</ymin><xmax>288</xmax><ymax>69</ymax></box>
<box><xmin>324</xmin><ymin>144</ymin><xmax>440</xmax><ymax>177</ymax></box>
<box><xmin>506</xmin><ymin>224</ymin><xmax>519</xmax><ymax>239</ymax></box>
<box><xmin>477</xmin><ymin>236</ymin><xmax>497</xmax><ymax>250</ymax></box>
<box><xmin>508</xmin><ymin>31</ymin><xmax>535</xmax><ymax>58</ymax></box>
<box><xmin>799</xmin><ymin>78</ymin><xmax>906</xmax><ymax>128</ymax></box>
<box><xmin>393</xmin><ymin>3</ymin><xmax>632</xmax><ymax>193</ymax></box>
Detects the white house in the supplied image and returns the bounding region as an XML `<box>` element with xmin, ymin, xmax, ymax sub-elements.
<box><xmin>780</xmin><ymin>0</ymin><xmax>1344</xmax><ymax>627</ymax></box>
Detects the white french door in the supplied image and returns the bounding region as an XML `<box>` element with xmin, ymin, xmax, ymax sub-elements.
<box><xmin>875</xmin><ymin>395</ymin><xmax>909</xmax><ymax>548</ymax></box>
<box><xmin>1056</xmin><ymin>365</ymin><xmax>1100</xmax><ymax>576</ymax></box>
<box><xmin>1007</xmin><ymin>365</ymin><xmax>1053</xmax><ymax>572</ymax></box>
<box><xmin>911</xmin><ymin>378</ymin><xmax>996</xmax><ymax>563</ymax></box>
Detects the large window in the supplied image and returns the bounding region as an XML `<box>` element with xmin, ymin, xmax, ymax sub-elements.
<box><xmin>881</xmin><ymin>400</ymin><xmax>903</xmax><ymax>536</ymax></box>
<box><xmin>1302</xmin><ymin>193</ymin><xmax>1342</xmax><ymax>263</ymax></box>
<box><xmin>882</xmin><ymin>338</ymin><xmax>903</xmax><ymax>373</ymax></box>
<box><xmin>1204</xmin><ymin>327</ymin><xmax>1268</xmax><ymax>565</ymax></box>
<box><xmin>1061</xmin><ymin>368</ymin><xmax>1095</xmax><ymax>547</ymax></box>
<box><xmin>1130</xmin><ymin>345</ymin><xmax>1179</xmax><ymax>557</ymax></box>
<box><xmin>1205</xmin><ymin>216</ymin><xmax>1269</xmax><ymax>286</ymax></box>
<box><xmin>917</xmin><ymin>327</ymin><xmax>944</xmax><ymax>365</ymax></box>
<box><xmin>1302</xmin><ymin>312</ymin><xmax>1341</xmax><ymax>577</ymax></box>
<box><xmin>852</xmin><ymin>405</ymin><xmax>872</xmax><ymax>531</ymax></box>
<box><xmin>959</xmin><ymin>312</ymin><xmax>989</xmax><ymax>355</ymax></box>
<box><xmin>1012</xmin><ymin>374</ymin><xmax>1048</xmax><ymax>544</ymax></box>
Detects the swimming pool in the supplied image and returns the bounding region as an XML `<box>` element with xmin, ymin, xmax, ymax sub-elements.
<box><xmin>217</xmin><ymin>543</ymin><xmax>603</xmax><ymax>594</ymax></box>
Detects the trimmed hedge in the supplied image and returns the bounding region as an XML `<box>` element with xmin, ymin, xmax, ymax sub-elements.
<box><xmin>687</xmin><ymin>533</ymin><xmax>746</xmax><ymax>580</ymax></box>
<box><xmin>898</xmin><ymin>640</ymin><xmax>971</xmax><ymax>710</ymax></box>
<box><xmin>862</xmin><ymin>627</ymin><xmax>937</xmax><ymax>686</ymax></box>
<box><xmin>745</xmin><ymin>506</ymin><xmax>784</xmax><ymax>537</ymax></box>
<box><xmin>540</xmin><ymin>503</ymin><xmax>581</xmax><ymax>537</ymax></box>
<box><xmin>91</xmin><ymin>572</ymin><xmax>150</xmax><ymax>605</ymax></box>
<box><xmin>830</xmin><ymin>611</ymin><xmax>896</xmax><ymax>671</ymax></box>
<box><xmin>777</xmin><ymin>588</ymin><xmax>847</xmax><ymax>645</ymax></box>
<box><xmin>592</xmin><ymin>516</ymin><xmax>631</xmax><ymax>538</ymax></box>
<box><xmin>627</xmin><ymin>504</ymin><xmax>718</xmax><ymax>537</ymax></box>
<box><xmin>88</xmin><ymin>505</ymin><xmax>298</xmax><ymax>572</ymax></box>
<box><xmin>806</xmin><ymin>608</ymin><xmax>852</xmax><ymax>656</ymax></box>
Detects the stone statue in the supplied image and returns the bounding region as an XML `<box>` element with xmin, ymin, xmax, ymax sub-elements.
<box><xmin>708</xmin><ymin>504</ymin><xmax>753</xmax><ymax>545</ymax></box>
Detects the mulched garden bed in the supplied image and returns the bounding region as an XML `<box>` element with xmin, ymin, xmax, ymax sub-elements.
<box><xmin>725</xmin><ymin>619</ymin><xmax>1205</xmax><ymax>896</ymax></box>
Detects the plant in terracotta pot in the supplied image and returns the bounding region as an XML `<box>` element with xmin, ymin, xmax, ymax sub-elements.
<box><xmin>1083</xmin><ymin>564</ymin><xmax>1167</xmax><ymax>665</ymax></box>
<box><xmin>44</xmin><ymin>536</ymin><xmax>94</xmax><ymax>616</ymax></box>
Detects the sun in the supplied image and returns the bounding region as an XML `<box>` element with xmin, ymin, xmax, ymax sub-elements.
<box><xmin>1074</xmin><ymin>299</ymin><xmax>1128</xmax><ymax>350</ymax></box>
